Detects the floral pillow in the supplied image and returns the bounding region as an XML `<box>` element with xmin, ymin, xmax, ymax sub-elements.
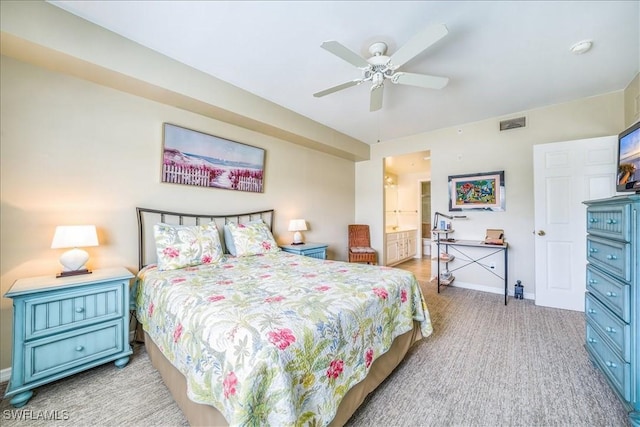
<box><xmin>225</xmin><ymin>220</ymin><xmax>280</xmax><ymax>257</ymax></box>
<box><xmin>153</xmin><ymin>222</ymin><xmax>224</xmax><ymax>270</ymax></box>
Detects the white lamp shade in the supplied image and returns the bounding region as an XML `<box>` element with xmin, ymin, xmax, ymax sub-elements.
<box><xmin>51</xmin><ymin>225</ymin><xmax>99</xmax><ymax>275</ymax></box>
<box><xmin>51</xmin><ymin>225</ymin><xmax>99</xmax><ymax>249</ymax></box>
<box><xmin>288</xmin><ymin>219</ymin><xmax>307</xmax><ymax>232</ymax></box>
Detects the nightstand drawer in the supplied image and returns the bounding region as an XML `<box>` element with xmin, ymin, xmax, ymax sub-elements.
<box><xmin>586</xmin><ymin>236</ymin><xmax>631</xmax><ymax>282</ymax></box>
<box><xmin>25</xmin><ymin>319</ymin><xmax>125</xmax><ymax>383</ymax></box>
<box><xmin>24</xmin><ymin>280</ymin><xmax>125</xmax><ymax>340</ymax></box>
<box><xmin>586</xmin><ymin>322</ymin><xmax>631</xmax><ymax>401</ymax></box>
<box><xmin>586</xmin><ymin>265</ymin><xmax>630</xmax><ymax>322</ymax></box>
<box><xmin>586</xmin><ymin>203</ymin><xmax>631</xmax><ymax>242</ymax></box>
<box><xmin>586</xmin><ymin>293</ymin><xmax>630</xmax><ymax>361</ymax></box>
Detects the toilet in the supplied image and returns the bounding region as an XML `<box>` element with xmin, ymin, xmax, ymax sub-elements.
<box><xmin>422</xmin><ymin>238</ymin><xmax>431</xmax><ymax>257</ymax></box>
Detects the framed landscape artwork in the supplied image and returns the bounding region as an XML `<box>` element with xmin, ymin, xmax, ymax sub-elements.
<box><xmin>162</xmin><ymin>123</ymin><xmax>265</xmax><ymax>193</ymax></box>
<box><xmin>448</xmin><ymin>170</ymin><xmax>505</xmax><ymax>211</ymax></box>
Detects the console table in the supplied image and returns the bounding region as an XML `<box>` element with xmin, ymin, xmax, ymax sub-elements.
<box><xmin>434</xmin><ymin>238</ymin><xmax>509</xmax><ymax>305</ymax></box>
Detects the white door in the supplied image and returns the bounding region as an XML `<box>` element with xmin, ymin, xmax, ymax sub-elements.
<box><xmin>533</xmin><ymin>136</ymin><xmax>617</xmax><ymax>311</ymax></box>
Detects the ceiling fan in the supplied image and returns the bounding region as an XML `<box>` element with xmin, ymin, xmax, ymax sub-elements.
<box><xmin>313</xmin><ymin>24</ymin><xmax>450</xmax><ymax>112</ymax></box>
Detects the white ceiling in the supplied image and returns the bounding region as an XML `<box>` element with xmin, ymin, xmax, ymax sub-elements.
<box><xmin>50</xmin><ymin>1</ymin><xmax>639</xmax><ymax>146</ymax></box>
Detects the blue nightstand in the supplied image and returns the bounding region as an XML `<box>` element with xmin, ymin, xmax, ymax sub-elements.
<box><xmin>280</xmin><ymin>243</ymin><xmax>328</xmax><ymax>260</ymax></box>
<box><xmin>4</xmin><ymin>267</ymin><xmax>134</xmax><ymax>407</ymax></box>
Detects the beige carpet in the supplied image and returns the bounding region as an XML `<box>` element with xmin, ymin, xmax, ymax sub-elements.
<box><xmin>0</xmin><ymin>283</ymin><xmax>630</xmax><ymax>426</ymax></box>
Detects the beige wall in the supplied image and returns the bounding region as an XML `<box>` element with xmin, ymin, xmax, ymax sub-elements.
<box><xmin>624</xmin><ymin>72</ymin><xmax>640</xmax><ymax>127</ymax></box>
<box><xmin>356</xmin><ymin>91</ymin><xmax>626</xmax><ymax>295</ymax></box>
<box><xmin>0</xmin><ymin>56</ymin><xmax>355</xmax><ymax>371</ymax></box>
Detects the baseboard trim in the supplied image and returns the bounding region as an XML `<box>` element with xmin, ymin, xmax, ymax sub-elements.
<box><xmin>0</xmin><ymin>366</ymin><xmax>11</xmax><ymax>383</ymax></box>
<box><xmin>450</xmin><ymin>280</ymin><xmax>534</xmax><ymax>300</ymax></box>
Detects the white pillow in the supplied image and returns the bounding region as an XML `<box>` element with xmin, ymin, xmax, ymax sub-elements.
<box><xmin>153</xmin><ymin>222</ymin><xmax>224</xmax><ymax>270</ymax></box>
<box><xmin>225</xmin><ymin>220</ymin><xmax>279</xmax><ymax>257</ymax></box>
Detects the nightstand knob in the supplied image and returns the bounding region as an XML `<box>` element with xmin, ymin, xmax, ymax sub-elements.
<box><xmin>75</xmin><ymin>307</ymin><xmax>84</xmax><ymax>313</ymax></box>
<box><xmin>606</xmin><ymin>291</ymin><xmax>617</xmax><ymax>297</ymax></box>
<box><xmin>605</xmin><ymin>327</ymin><xmax>616</xmax><ymax>334</ymax></box>
<box><xmin>605</xmin><ymin>361</ymin><xmax>617</xmax><ymax>368</ymax></box>
<box><xmin>589</xmin><ymin>217</ymin><xmax>598</xmax><ymax>223</ymax></box>
<box><xmin>606</xmin><ymin>254</ymin><xmax>617</xmax><ymax>260</ymax></box>
<box><xmin>588</xmin><ymin>337</ymin><xmax>597</xmax><ymax>343</ymax></box>
<box><xmin>75</xmin><ymin>345</ymin><xmax>84</xmax><ymax>352</ymax></box>
<box><xmin>588</xmin><ymin>279</ymin><xmax>597</xmax><ymax>285</ymax></box>
<box><xmin>606</xmin><ymin>218</ymin><xmax>617</xmax><ymax>225</ymax></box>
<box><xmin>588</xmin><ymin>308</ymin><xmax>596</xmax><ymax>314</ymax></box>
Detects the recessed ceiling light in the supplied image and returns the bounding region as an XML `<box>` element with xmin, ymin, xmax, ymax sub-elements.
<box><xmin>570</xmin><ymin>40</ymin><xmax>593</xmax><ymax>55</ymax></box>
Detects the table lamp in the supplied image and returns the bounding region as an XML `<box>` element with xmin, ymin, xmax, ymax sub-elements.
<box><xmin>432</xmin><ymin>212</ymin><xmax>467</xmax><ymax>231</ymax></box>
<box><xmin>288</xmin><ymin>219</ymin><xmax>307</xmax><ymax>245</ymax></box>
<box><xmin>51</xmin><ymin>225</ymin><xmax>99</xmax><ymax>277</ymax></box>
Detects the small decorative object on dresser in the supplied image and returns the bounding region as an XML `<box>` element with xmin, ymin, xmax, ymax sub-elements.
<box><xmin>3</xmin><ymin>267</ymin><xmax>134</xmax><ymax>408</ymax></box>
<box><xmin>280</xmin><ymin>242</ymin><xmax>328</xmax><ymax>260</ymax></box>
<box><xmin>583</xmin><ymin>195</ymin><xmax>639</xmax><ymax>426</ymax></box>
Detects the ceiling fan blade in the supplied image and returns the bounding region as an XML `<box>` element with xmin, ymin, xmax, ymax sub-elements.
<box><xmin>313</xmin><ymin>79</ymin><xmax>362</xmax><ymax>98</ymax></box>
<box><xmin>391</xmin><ymin>72</ymin><xmax>449</xmax><ymax>89</ymax></box>
<box><xmin>388</xmin><ymin>24</ymin><xmax>448</xmax><ymax>69</ymax></box>
<box><xmin>370</xmin><ymin>84</ymin><xmax>384</xmax><ymax>112</ymax></box>
<box><xmin>320</xmin><ymin>41</ymin><xmax>370</xmax><ymax>69</ymax></box>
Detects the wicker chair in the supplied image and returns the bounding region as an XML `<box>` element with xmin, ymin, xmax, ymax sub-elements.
<box><xmin>348</xmin><ymin>224</ymin><xmax>377</xmax><ymax>265</ymax></box>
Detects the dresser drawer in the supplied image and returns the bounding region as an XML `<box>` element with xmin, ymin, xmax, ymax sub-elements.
<box><xmin>586</xmin><ymin>236</ymin><xmax>631</xmax><ymax>282</ymax></box>
<box><xmin>24</xmin><ymin>319</ymin><xmax>125</xmax><ymax>383</ymax></box>
<box><xmin>24</xmin><ymin>280</ymin><xmax>126</xmax><ymax>340</ymax></box>
<box><xmin>585</xmin><ymin>293</ymin><xmax>630</xmax><ymax>361</ymax></box>
<box><xmin>586</xmin><ymin>265</ymin><xmax>630</xmax><ymax>322</ymax></box>
<box><xmin>586</xmin><ymin>322</ymin><xmax>631</xmax><ymax>401</ymax></box>
<box><xmin>586</xmin><ymin>203</ymin><xmax>632</xmax><ymax>242</ymax></box>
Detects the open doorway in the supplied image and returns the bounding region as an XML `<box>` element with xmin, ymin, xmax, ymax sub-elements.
<box><xmin>383</xmin><ymin>151</ymin><xmax>431</xmax><ymax>272</ymax></box>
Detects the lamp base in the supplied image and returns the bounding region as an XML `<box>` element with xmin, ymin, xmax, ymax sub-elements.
<box><xmin>56</xmin><ymin>269</ymin><xmax>92</xmax><ymax>278</ymax></box>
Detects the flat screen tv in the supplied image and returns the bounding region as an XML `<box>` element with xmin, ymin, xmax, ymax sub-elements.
<box><xmin>616</xmin><ymin>121</ymin><xmax>640</xmax><ymax>193</ymax></box>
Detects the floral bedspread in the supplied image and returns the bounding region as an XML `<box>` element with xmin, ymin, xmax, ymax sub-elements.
<box><xmin>136</xmin><ymin>251</ymin><xmax>432</xmax><ymax>426</ymax></box>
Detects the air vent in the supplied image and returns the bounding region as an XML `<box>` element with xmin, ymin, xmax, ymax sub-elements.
<box><xmin>499</xmin><ymin>117</ymin><xmax>526</xmax><ymax>131</ymax></box>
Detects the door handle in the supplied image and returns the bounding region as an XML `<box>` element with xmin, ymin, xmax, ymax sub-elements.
<box><xmin>537</xmin><ymin>230</ymin><xmax>546</xmax><ymax>236</ymax></box>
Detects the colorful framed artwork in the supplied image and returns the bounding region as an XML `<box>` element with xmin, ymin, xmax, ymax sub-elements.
<box><xmin>448</xmin><ymin>170</ymin><xmax>505</xmax><ymax>211</ymax></box>
<box><xmin>162</xmin><ymin>123</ymin><xmax>265</xmax><ymax>193</ymax></box>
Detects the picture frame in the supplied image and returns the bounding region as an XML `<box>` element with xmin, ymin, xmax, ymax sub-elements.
<box><xmin>448</xmin><ymin>170</ymin><xmax>505</xmax><ymax>211</ymax></box>
<box><xmin>162</xmin><ymin>123</ymin><xmax>265</xmax><ymax>193</ymax></box>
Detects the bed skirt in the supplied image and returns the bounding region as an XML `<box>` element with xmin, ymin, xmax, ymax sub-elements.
<box><xmin>144</xmin><ymin>322</ymin><xmax>422</xmax><ymax>426</ymax></box>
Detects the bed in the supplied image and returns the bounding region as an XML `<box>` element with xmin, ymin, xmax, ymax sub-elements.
<box><xmin>134</xmin><ymin>207</ymin><xmax>432</xmax><ymax>426</ymax></box>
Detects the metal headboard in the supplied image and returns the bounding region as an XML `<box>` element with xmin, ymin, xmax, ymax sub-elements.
<box><xmin>136</xmin><ymin>207</ymin><xmax>275</xmax><ymax>270</ymax></box>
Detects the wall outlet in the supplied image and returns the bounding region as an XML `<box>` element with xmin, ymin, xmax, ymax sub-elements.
<box><xmin>490</xmin><ymin>262</ymin><xmax>496</xmax><ymax>269</ymax></box>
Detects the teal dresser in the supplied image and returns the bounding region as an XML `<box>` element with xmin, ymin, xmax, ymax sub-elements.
<box><xmin>3</xmin><ymin>267</ymin><xmax>134</xmax><ymax>407</ymax></box>
<box><xmin>584</xmin><ymin>195</ymin><xmax>639</xmax><ymax>426</ymax></box>
<box><xmin>280</xmin><ymin>243</ymin><xmax>328</xmax><ymax>260</ymax></box>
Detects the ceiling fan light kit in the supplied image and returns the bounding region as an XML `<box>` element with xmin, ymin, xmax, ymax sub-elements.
<box><xmin>314</xmin><ymin>24</ymin><xmax>451</xmax><ymax>112</ymax></box>
<box><xmin>570</xmin><ymin>39</ymin><xmax>593</xmax><ymax>54</ymax></box>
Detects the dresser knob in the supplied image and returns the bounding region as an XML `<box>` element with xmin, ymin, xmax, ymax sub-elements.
<box><xmin>75</xmin><ymin>307</ymin><xmax>84</xmax><ymax>313</ymax></box>
<box><xmin>588</xmin><ymin>279</ymin><xmax>597</xmax><ymax>285</ymax></box>
<box><xmin>606</xmin><ymin>254</ymin><xmax>617</xmax><ymax>260</ymax></box>
<box><xmin>606</xmin><ymin>218</ymin><xmax>617</xmax><ymax>225</ymax></box>
<box><xmin>75</xmin><ymin>346</ymin><xmax>84</xmax><ymax>352</ymax></box>
<box><xmin>605</xmin><ymin>361</ymin><xmax>617</xmax><ymax>369</ymax></box>
<box><xmin>588</xmin><ymin>309</ymin><xmax>596</xmax><ymax>314</ymax></box>
<box><xmin>588</xmin><ymin>338</ymin><xmax>597</xmax><ymax>343</ymax></box>
<box><xmin>605</xmin><ymin>327</ymin><xmax>617</xmax><ymax>334</ymax></box>
<box><xmin>589</xmin><ymin>248</ymin><xmax>598</xmax><ymax>253</ymax></box>
<box><xmin>606</xmin><ymin>291</ymin><xmax>617</xmax><ymax>297</ymax></box>
<box><xmin>589</xmin><ymin>218</ymin><xmax>598</xmax><ymax>223</ymax></box>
